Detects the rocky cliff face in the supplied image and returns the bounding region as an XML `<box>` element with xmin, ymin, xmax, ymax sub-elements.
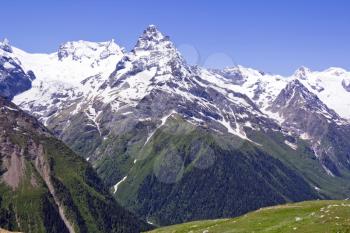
<box><xmin>268</xmin><ymin>80</ymin><xmax>350</xmax><ymax>177</ymax></box>
<box><xmin>0</xmin><ymin>40</ymin><xmax>35</xmax><ymax>100</ymax></box>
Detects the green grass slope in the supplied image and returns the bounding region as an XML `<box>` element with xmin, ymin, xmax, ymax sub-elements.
<box><xmin>147</xmin><ymin>200</ymin><xmax>350</xmax><ymax>233</ymax></box>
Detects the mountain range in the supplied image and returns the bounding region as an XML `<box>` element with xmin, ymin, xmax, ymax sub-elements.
<box><xmin>1</xmin><ymin>25</ymin><xmax>350</xmax><ymax>227</ymax></box>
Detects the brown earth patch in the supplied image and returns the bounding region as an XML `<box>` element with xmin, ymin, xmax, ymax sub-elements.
<box><xmin>1</xmin><ymin>146</ymin><xmax>25</xmax><ymax>190</ymax></box>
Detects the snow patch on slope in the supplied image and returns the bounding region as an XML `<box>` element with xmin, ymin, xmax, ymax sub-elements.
<box><xmin>144</xmin><ymin>110</ymin><xmax>177</xmax><ymax>146</ymax></box>
<box><xmin>113</xmin><ymin>176</ymin><xmax>128</xmax><ymax>194</ymax></box>
<box><xmin>284</xmin><ymin>140</ymin><xmax>298</xmax><ymax>150</ymax></box>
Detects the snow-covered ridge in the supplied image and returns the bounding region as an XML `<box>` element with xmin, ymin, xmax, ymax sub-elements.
<box><xmin>58</xmin><ymin>39</ymin><xmax>124</xmax><ymax>61</ymax></box>
<box><xmin>1</xmin><ymin>25</ymin><xmax>349</xmax><ymax>125</ymax></box>
<box><xmin>211</xmin><ymin>65</ymin><xmax>350</xmax><ymax>120</ymax></box>
<box><xmin>0</xmin><ymin>38</ymin><xmax>124</xmax><ymax>123</ymax></box>
<box><xmin>10</xmin><ymin>39</ymin><xmax>124</xmax><ymax>84</ymax></box>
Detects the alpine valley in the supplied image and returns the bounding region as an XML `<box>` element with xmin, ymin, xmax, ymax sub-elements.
<box><xmin>1</xmin><ymin>25</ymin><xmax>350</xmax><ymax>229</ymax></box>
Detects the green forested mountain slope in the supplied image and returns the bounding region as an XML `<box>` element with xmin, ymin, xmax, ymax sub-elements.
<box><xmin>0</xmin><ymin>97</ymin><xmax>150</xmax><ymax>233</ymax></box>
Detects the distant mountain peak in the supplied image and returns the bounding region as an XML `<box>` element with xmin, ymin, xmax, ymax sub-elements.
<box><xmin>323</xmin><ymin>67</ymin><xmax>347</xmax><ymax>76</ymax></box>
<box><xmin>294</xmin><ymin>66</ymin><xmax>311</xmax><ymax>79</ymax></box>
<box><xmin>271</xmin><ymin>78</ymin><xmax>341</xmax><ymax>122</ymax></box>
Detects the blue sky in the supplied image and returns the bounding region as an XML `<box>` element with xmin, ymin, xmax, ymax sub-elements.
<box><xmin>1</xmin><ymin>0</ymin><xmax>349</xmax><ymax>75</ymax></box>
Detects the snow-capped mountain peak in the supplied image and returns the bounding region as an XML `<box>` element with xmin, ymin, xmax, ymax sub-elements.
<box><xmin>141</xmin><ymin>24</ymin><xmax>165</xmax><ymax>39</ymax></box>
<box><xmin>293</xmin><ymin>66</ymin><xmax>311</xmax><ymax>80</ymax></box>
<box><xmin>134</xmin><ymin>25</ymin><xmax>169</xmax><ymax>49</ymax></box>
<box><xmin>108</xmin><ymin>25</ymin><xmax>188</xmax><ymax>89</ymax></box>
<box><xmin>133</xmin><ymin>25</ymin><xmax>179</xmax><ymax>58</ymax></box>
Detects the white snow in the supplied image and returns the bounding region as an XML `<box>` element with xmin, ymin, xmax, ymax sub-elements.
<box><xmin>13</xmin><ymin>127</ymin><xmax>21</xmax><ymax>131</ymax></box>
<box><xmin>219</xmin><ymin>116</ymin><xmax>238</xmax><ymax>135</ymax></box>
<box><xmin>144</xmin><ymin>111</ymin><xmax>176</xmax><ymax>146</ymax></box>
<box><xmin>113</xmin><ymin>67</ymin><xmax>157</xmax><ymax>103</ymax></box>
<box><xmin>296</xmin><ymin>67</ymin><xmax>350</xmax><ymax>119</ymax></box>
<box><xmin>121</xmin><ymin>111</ymin><xmax>133</xmax><ymax>115</ymax></box>
<box><xmin>265</xmin><ymin>111</ymin><xmax>285</xmax><ymax>124</ymax></box>
<box><xmin>284</xmin><ymin>140</ymin><xmax>298</xmax><ymax>150</ymax></box>
<box><xmin>3</xmin><ymin>33</ymin><xmax>349</xmax><ymax>156</ymax></box>
<box><xmin>218</xmin><ymin>114</ymin><xmax>262</xmax><ymax>146</ymax></box>
<box><xmin>2</xmin><ymin>34</ymin><xmax>350</xmax><ymax>123</ymax></box>
<box><xmin>146</xmin><ymin>220</ymin><xmax>156</xmax><ymax>226</ymax></box>
<box><xmin>200</xmin><ymin>67</ymin><xmax>288</xmax><ymax>111</ymax></box>
<box><xmin>204</xmin><ymin>65</ymin><xmax>350</xmax><ymax>120</ymax></box>
<box><xmin>113</xmin><ymin>176</ymin><xmax>128</xmax><ymax>194</ymax></box>
<box><xmin>11</xmin><ymin>40</ymin><xmax>124</xmax><ymax>117</ymax></box>
<box><xmin>3</xmin><ymin>62</ymin><xmax>15</xmax><ymax>69</ymax></box>
<box><xmin>322</xmin><ymin>165</ymin><xmax>335</xmax><ymax>177</ymax></box>
<box><xmin>191</xmin><ymin>116</ymin><xmax>205</xmax><ymax>123</ymax></box>
<box><xmin>12</xmin><ymin>42</ymin><xmax>123</xmax><ymax>86</ymax></box>
<box><xmin>85</xmin><ymin>107</ymin><xmax>102</xmax><ymax>136</ymax></box>
<box><xmin>300</xmin><ymin>133</ymin><xmax>311</xmax><ymax>140</ymax></box>
<box><xmin>144</xmin><ymin>130</ymin><xmax>157</xmax><ymax>146</ymax></box>
<box><xmin>4</xmin><ymin>106</ymin><xmax>18</xmax><ymax>112</ymax></box>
